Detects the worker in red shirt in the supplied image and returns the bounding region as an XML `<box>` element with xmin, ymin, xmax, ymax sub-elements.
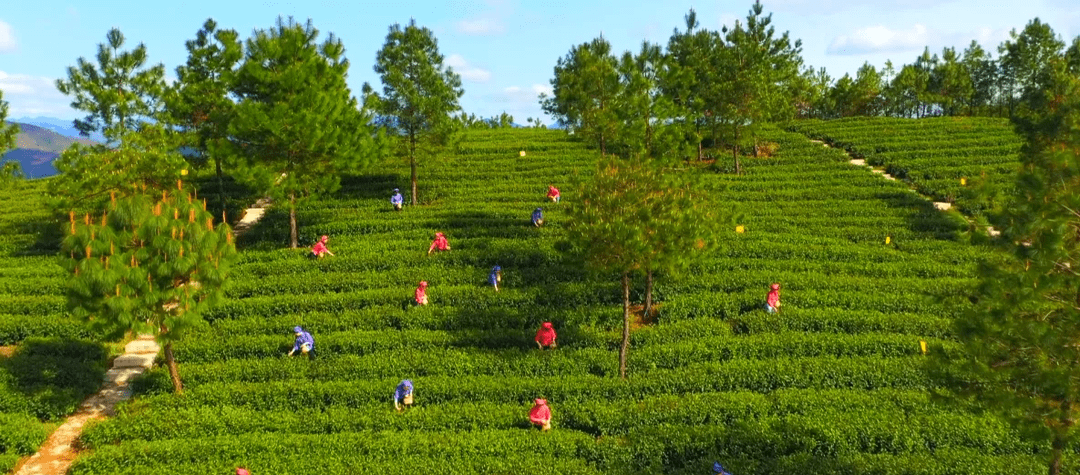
<box><xmin>766</xmin><ymin>283</ymin><xmax>781</xmax><ymax>314</ymax></box>
<box><xmin>529</xmin><ymin>398</ymin><xmax>552</xmax><ymax>431</ymax></box>
<box><xmin>415</xmin><ymin>281</ymin><xmax>429</xmax><ymax>306</ymax></box>
<box><xmin>428</xmin><ymin>232</ymin><xmax>450</xmax><ymax>255</ymax></box>
<box><xmin>311</xmin><ymin>235</ymin><xmax>335</xmax><ymax>259</ymax></box>
<box><xmin>535</xmin><ymin>322</ymin><xmax>557</xmax><ymax>349</ymax></box>
<box><xmin>546</xmin><ymin>185</ymin><xmax>560</xmax><ymax>203</ymax></box>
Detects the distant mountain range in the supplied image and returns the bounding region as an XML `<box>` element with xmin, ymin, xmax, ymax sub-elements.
<box><xmin>2</xmin><ymin>121</ymin><xmax>98</xmax><ymax>178</ymax></box>
<box><xmin>11</xmin><ymin>116</ymin><xmax>106</xmax><ymax>143</ymax></box>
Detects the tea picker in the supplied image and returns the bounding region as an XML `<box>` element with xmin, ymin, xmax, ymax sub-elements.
<box><xmin>391</xmin><ymin>188</ymin><xmax>404</xmax><ymax>211</ymax></box>
<box><xmin>394</xmin><ymin>379</ymin><xmax>414</xmax><ymax>411</ymax></box>
<box><xmin>428</xmin><ymin>232</ymin><xmax>450</xmax><ymax>255</ymax></box>
<box><xmin>535</xmin><ymin>322</ymin><xmax>557</xmax><ymax>349</ymax></box>
<box><xmin>713</xmin><ymin>462</ymin><xmax>733</xmax><ymax>475</ymax></box>
<box><xmin>765</xmin><ymin>283</ymin><xmax>781</xmax><ymax>314</ymax></box>
<box><xmin>546</xmin><ymin>185</ymin><xmax>560</xmax><ymax>203</ymax></box>
<box><xmin>489</xmin><ymin>265</ymin><xmax>502</xmax><ymax>292</ymax></box>
<box><xmin>532</xmin><ymin>208</ymin><xmax>544</xmax><ymax>227</ymax></box>
<box><xmin>529</xmin><ymin>398</ymin><xmax>552</xmax><ymax>431</ymax></box>
<box><xmin>415</xmin><ymin>281</ymin><xmax>429</xmax><ymax>306</ymax></box>
<box><xmin>311</xmin><ymin>235</ymin><xmax>335</xmax><ymax>259</ymax></box>
<box><xmin>287</xmin><ymin>326</ymin><xmax>316</xmax><ymax>360</ymax></box>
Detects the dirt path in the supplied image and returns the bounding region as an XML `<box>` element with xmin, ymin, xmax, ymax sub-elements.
<box><xmin>13</xmin><ymin>336</ymin><xmax>159</xmax><ymax>475</ymax></box>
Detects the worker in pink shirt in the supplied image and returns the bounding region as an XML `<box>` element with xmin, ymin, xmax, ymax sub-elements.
<box><xmin>415</xmin><ymin>281</ymin><xmax>429</xmax><ymax>306</ymax></box>
<box><xmin>428</xmin><ymin>232</ymin><xmax>450</xmax><ymax>255</ymax></box>
<box><xmin>546</xmin><ymin>185</ymin><xmax>561</xmax><ymax>203</ymax></box>
<box><xmin>311</xmin><ymin>235</ymin><xmax>335</xmax><ymax>259</ymax></box>
<box><xmin>529</xmin><ymin>398</ymin><xmax>552</xmax><ymax>431</ymax></box>
<box><xmin>535</xmin><ymin>322</ymin><xmax>557</xmax><ymax>349</ymax></box>
<box><xmin>766</xmin><ymin>283</ymin><xmax>781</xmax><ymax>314</ymax></box>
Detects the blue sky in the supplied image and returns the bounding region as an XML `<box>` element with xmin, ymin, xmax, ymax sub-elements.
<box><xmin>0</xmin><ymin>0</ymin><xmax>1077</xmax><ymax>123</ymax></box>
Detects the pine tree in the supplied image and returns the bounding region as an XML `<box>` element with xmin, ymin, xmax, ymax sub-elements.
<box><xmin>55</xmin><ymin>28</ymin><xmax>166</xmax><ymax>144</ymax></box>
<box><xmin>933</xmin><ymin>60</ymin><xmax>1080</xmax><ymax>475</ymax></box>
<box><xmin>567</xmin><ymin>156</ymin><xmax>650</xmax><ymax>379</ymax></box>
<box><xmin>999</xmin><ymin>18</ymin><xmax>1066</xmax><ymax>114</ymax></box>
<box><xmin>166</xmin><ymin>18</ymin><xmax>243</xmax><ymax>217</ymax></box>
<box><xmin>661</xmin><ymin>9</ymin><xmax>725</xmax><ymax>161</ymax></box>
<box><xmin>63</xmin><ymin>182</ymin><xmax>237</xmax><ymax>394</ymax></box>
<box><xmin>367</xmin><ymin>19</ymin><xmax>463</xmax><ymax>205</ymax></box>
<box><xmin>717</xmin><ymin>0</ymin><xmax>803</xmax><ymax>173</ymax></box>
<box><xmin>0</xmin><ymin>90</ymin><xmax>20</xmax><ymax>185</ymax></box>
<box><xmin>229</xmin><ymin>17</ymin><xmax>378</xmax><ymax>248</ymax></box>
<box><xmin>541</xmin><ymin>36</ymin><xmax>621</xmax><ymax>156</ymax></box>
<box><xmin>51</xmin><ymin>28</ymin><xmax>179</xmax><ymax>212</ymax></box>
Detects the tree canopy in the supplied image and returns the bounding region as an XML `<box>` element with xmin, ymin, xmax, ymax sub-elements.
<box><xmin>367</xmin><ymin>19</ymin><xmax>463</xmax><ymax>205</ymax></box>
<box><xmin>228</xmin><ymin>17</ymin><xmax>378</xmax><ymax>248</ymax></box>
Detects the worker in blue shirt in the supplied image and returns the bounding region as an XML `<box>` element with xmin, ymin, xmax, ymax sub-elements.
<box><xmin>287</xmin><ymin>326</ymin><xmax>316</xmax><ymax>361</ymax></box>
<box><xmin>532</xmin><ymin>207</ymin><xmax>544</xmax><ymax>227</ymax></box>
<box><xmin>489</xmin><ymin>265</ymin><xmax>502</xmax><ymax>292</ymax></box>
<box><xmin>713</xmin><ymin>462</ymin><xmax>733</xmax><ymax>475</ymax></box>
<box><xmin>391</xmin><ymin>188</ymin><xmax>404</xmax><ymax>211</ymax></box>
<box><xmin>394</xmin><ymin>379</ymin><xmax>414</xmax><ymax>411</ymax></box>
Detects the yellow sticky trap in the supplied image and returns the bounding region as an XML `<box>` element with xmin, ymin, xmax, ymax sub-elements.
<box><xmin>735</xmin><ymin>225</ymin><xmax>745</xmax><ymax>234</ymax></box>
<box><xmin>959</xmin><ymin>177</ymin><xmax>966</xmax><ymax>186</ymax></box>
<box><xmin>519</xmin><ymin>151</ymin><xmax>526</xmax><ymax>157</ymax></box>
<box><xmin>920</xmin><ymin>340</ymin><xmax>928</xmax><ymax>355</ymax></box>
<box><xmin>885</xmin><ymin>236</ymin><xmax>891</xmax><ymax>245</ymax></box>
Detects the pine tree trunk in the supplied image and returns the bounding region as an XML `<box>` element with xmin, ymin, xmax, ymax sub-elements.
<box><xmin>215</xmin><ymin>157</ymin><xmax>226</xmax><ymax>219</ymax></box>
<box><xmin>1050</xmin><ymin>435</ymin><xmax>1063</xmax><ymax>475</ymax></box>
<box><xmin>410</xmin><ymin>135</ymin><xmax>418</xmax><ymax>206</ymax></box>
<box><xmin>643</xmin><ymin>269</ymin><xmax>654</xmax><ymax>318</ymax></box>
<box><xmin>164</xmin><ymin>341</ymin><xmax>183</xmax><ymax>395</ymax></box>
<box><xmin>289</xmin><ymin>192</ymin><xmax>298</xmax><ymax>249</ymax></box>
<box><xmin>619</xmin><ymin>272</ymin><xmax>630</xmax><ymax>380</ymax></box>
<box><xmin>1049</xmin><ymin>400</ymin><xmax>1073</xmax><ymax>475</ymax></box>
<box><xmin>733</xmin><ymin>127</ymin><xmax>742</xmax><ymax>175</ymax></box>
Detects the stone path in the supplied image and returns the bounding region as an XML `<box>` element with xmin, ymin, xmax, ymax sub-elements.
<box><xmin>14</xmin><ymin>197</ymin><xmax>273</xmax><ymax>475</ymax></box>
<box><xmin>14</xmin><ymin>335</ymin><xmax>159</xmax><ymax>475</ymax></box>
<box><xmin>232</xmin><ymin>197</ymin><xmax>272</xmax><ymax>237</ymax></box>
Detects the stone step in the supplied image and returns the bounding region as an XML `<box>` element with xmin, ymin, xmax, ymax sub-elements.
<box><xmin>113</xmin><ymin>353</ymin><xmax>156</xmax><ymax>369</ymax></box>
<box><xmin>124</xmin><ymin>339</ymin><xmax>160</xmax><ymax>354</ymax></box>
<box><xmin>103</xmin><ymin>367</ymin><xmax>147</xmax><ymax>385</ymax></box>
<box><xmin>933</xmin><ymin>202</ymin><xmax>953</xmax><ymax>211</ymax></box>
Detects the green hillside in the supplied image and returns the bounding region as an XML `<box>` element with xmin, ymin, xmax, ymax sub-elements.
<box><xmin>49</xmin><ymin>126</ymin><xmax>1057</xmax><ymax>474</ymax></box>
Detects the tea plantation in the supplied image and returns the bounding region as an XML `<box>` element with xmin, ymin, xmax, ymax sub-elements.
<box><xmin>788</xmin><ymin>117</ymin><xmax>1022</xmax><ymax>217</ymax></box>
<box><xmin>0</xmin><ymin>182</ymin><xmax>111</xmax><ymax>473</ymax></box>
<box><xmin>1</xmin><ymin>123</ymin><xmax>1062</xmax><ymax>473</ymax></box>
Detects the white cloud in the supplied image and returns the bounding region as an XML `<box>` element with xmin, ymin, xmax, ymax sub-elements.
<box><xmin>827</xmin><ymin>23</ymin><xmax>1013</xmax><ymax>56</ymax></box>
<box><xmin>497</xmin><ymin>84</ymin><xmax>551</xmax><ymax>104</ymax></box>
<box><xmin>767</xmin><ymin>0</ymin><xmax>957</xmax><ymax>15</ymax></box>
<box><xmin>456</xmin><ymin>18</ymin><xmax>505</xmax><ymax>36</ymax></box>
<box><xmin>828</xmin><ymin>24</ymin><xmax>931</xmax><ymax>55</ymax></box>
<box><xmin>0</xmin><ymin>20</ymin><xmax>17</xmax><ymax>53</ymax></box>
<box><xmin>0</xmin><ymin>70</ymin><xmax>73</xmax><ymax>118</ymax></box>
<box><xmin>445</xmin><ymin>54</ymin><xmax>492</xmax><ymax>83</ymax></box>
